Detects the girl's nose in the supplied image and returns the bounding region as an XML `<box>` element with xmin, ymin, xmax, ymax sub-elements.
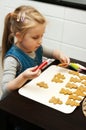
<box><xmin>38</xmin><ymin>39</ymin><xmax>42</xmax><ymax>45</ymax></box>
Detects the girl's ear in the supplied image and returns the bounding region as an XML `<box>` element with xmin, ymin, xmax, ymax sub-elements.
<box><xmin>15</xmin><ymin>32</ymin><xmax>22</xmax><ymax>42</ymax></box>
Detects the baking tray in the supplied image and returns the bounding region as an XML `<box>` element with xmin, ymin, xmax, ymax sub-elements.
<box><xmin>18</xmin><ymin>65</ymin><xmax>86</xmax><ymax>114</ymax></box>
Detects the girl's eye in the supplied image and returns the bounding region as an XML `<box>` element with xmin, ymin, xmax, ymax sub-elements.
<box><xmin>32</xmin><ymin>36</ymin><xmax>39</xmax><ymax>39</ymax></box>
<box><xmin>32</xmin><ymin>34</ymin><xmax>43</xmax><ymax>40</ymax></box>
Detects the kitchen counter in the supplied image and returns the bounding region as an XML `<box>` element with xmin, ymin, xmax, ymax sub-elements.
<box><xmin>0</xmin><ymin>58</ymin><xmax>86</xmax><ymax>130</ymax></box>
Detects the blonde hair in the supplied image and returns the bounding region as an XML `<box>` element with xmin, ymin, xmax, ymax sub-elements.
<box><xmin>2</xmin><ymin>5</ymin><xmax>46</xmax><ymax>64</ymax></box>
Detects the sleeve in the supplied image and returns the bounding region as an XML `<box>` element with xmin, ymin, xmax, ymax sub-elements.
<box><xmin>42</xmin><ymin>45</ymin><xmax>54</xmax><ymax>59</ymax></box>
<box><xmin>1</xmin><ymin>56</ymin><xmax>19</xmax><ymax>100</ymax></box>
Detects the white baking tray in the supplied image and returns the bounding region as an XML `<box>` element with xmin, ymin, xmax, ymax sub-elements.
<box><xmin>18</xmin><ymin>65</ymin><xmax>86</xmax><ymax>114</ymax></box>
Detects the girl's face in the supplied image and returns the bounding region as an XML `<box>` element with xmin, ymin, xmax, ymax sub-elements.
<box><xmin>16</xmin><ymin>23</ymin><xmax>46</xmax><ymax>53</ymax></box>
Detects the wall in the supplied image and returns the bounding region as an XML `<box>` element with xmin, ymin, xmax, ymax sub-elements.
<box><xmin>0</xmin><ymin>0</ymin><xmax>86</xmax><ymax>62</ymax></box>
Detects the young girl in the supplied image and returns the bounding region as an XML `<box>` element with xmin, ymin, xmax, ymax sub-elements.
<box><xmin>1</xmin><ymin>5</ymin><xmax>70</xmax><ymax>100</ymax></box>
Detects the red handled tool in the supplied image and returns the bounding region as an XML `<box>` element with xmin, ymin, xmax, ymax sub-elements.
<box><xmin>33</xmin><ymin>59</ymin><xmax>50</xmax><ymax>71</ymax></box>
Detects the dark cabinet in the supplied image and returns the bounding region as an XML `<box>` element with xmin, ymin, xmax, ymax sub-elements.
<box><xmin>32</xmin><ymin>0</ymin><xmax>86</xmax><ymax>10</ymax></box>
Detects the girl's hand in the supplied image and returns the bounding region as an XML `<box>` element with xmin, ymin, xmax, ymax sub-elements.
<box><xmin>23</xmin><ymin>66</ymin><xmax>41</xmax><ymax>80</ymax></box>
<box><xmin>53</xmin><ymin>50</ymin><xmax>70</xmax><ymax>67</ymax></box>
<box><xmin>6</xmin><ymin>66</ymin><xmax>41</xmax><ymax>91</ymax></box>
<box><xmin>59</xmin><ymin>53</ymin><xmax>70</xmax><ymax>67</ymax></box>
